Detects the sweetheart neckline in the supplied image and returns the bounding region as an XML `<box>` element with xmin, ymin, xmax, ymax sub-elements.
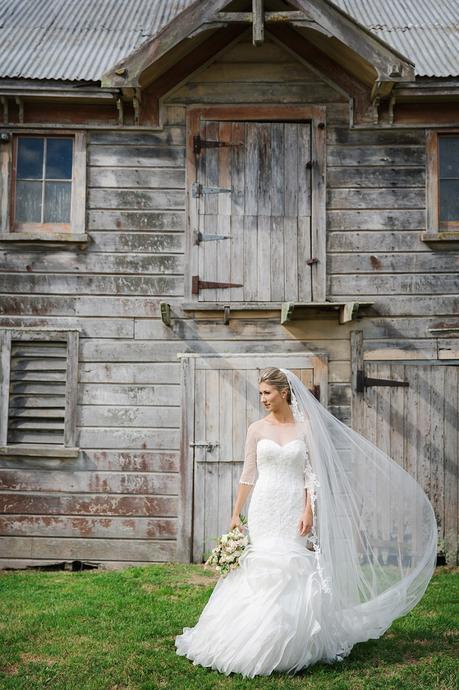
<box><xmin>257</xmin><ymin>438</ymin><xmax>305</xmax><ymax>450</ymax></box>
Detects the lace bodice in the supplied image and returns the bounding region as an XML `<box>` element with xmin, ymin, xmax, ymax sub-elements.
<box><xmin>239</xmin><ymin>418</ymin><xmax>316</xmax><ymax>491</ymax></box>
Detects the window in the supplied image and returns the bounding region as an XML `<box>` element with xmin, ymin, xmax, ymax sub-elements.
<box><xmin>0</xmin><ymin>131</ymin><xmax>87</xmax><ymax>242</ymax></box>
<box><xmin>0</xmin><ymin>329</ymin><xmax>79</xmax><ymax>457</ymax></box>
<box><xmin>425</xmin><ymin>130</ymin><xmax>459</xmax><ymax>240</ymax></box>
<box><xmin>438</xmin><ymin>135</ymin><xmax>459</xmax><ymax>225</ymax></box>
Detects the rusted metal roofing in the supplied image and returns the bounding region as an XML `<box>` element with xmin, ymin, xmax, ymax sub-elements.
<box><xmin>0</xmin><ymin>0</ymin><xmax>457</xmax><ymax>82</ymax></box>
<box><xmin>0</xmin><ymin>0</ymin><xmax>192</xmax><ymax>81</ymax></box>
<box><xmin>333</xmin><ymin>0</ymin><xmax>459</xmax><ymax>77</ymax></box>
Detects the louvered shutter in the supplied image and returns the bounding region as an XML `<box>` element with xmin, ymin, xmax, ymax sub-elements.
<box><xmin>8</xmin><ymin>339</ymin><xmax>67</xmax><ymax>445</ymax></box>
<box><xmin>0</xmin><ymin>330</ymin><xmax>78</xmax><ymax>455</ymax></box>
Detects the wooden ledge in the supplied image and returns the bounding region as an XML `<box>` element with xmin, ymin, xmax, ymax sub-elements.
<box><xmin>0</xmin><ymin>445</ymin><xmax>79</xmax><ymax>458</ymax></box>
<box><xmin>0</xmin><ymin>232</ymin><xmax>89</xmax><ymax>244</ymax></box>
<box><xmin>178</xmin><ymin>301</ymin><xmax>374</xmax><ymax>325</ymax></box>
<box><xmin>421</xmin><ymin>231</ymin><xmax>459</xmax><ymax>244</ymax></box>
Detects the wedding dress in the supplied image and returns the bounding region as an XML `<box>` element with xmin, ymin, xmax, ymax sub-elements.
<box><xmin>175</xmin><ymin>418</ymin><xmax>355</xmax><ymax>677</ymax></box>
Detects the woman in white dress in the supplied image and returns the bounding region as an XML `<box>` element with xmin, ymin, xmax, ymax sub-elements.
<box><xmin>175</xmin><ymin>367</ymin><xmax>438</xmax><ymax>678</ymax></box>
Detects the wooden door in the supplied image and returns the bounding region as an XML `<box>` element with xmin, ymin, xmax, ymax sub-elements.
<box><xmin>188</xmin><ymin>118</ymin><xmax>315</xmax><ymax>303</ymax></box>
<box><xmin>352</xmin><ymin>362</ymin><xmax>458</xmax><ymax>566</ymax></box>
<box><xmin>177</xmin><ymin>352</ymin><xmax>328</xmax><ymax>563</ymax></box>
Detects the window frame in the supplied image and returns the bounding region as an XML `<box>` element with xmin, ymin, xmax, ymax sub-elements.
<box><xmin>0</xmin><ymin>328</ymin><xmax>79</xmax><ymax>458</ymax></box>
<box><xmin>0</xmin><ymin>130</ymin><xmax>87</xmax><ymax>243</ymax></box>
<box><xmin>424</xmin><ymin>129</ymin><xmax>459</xmax><ymax>241</ymax></box>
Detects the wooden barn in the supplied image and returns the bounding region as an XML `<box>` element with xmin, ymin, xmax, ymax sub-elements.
<box><xmin>0</xmin><ymin>0</ymin><xmax>458</xmax><ymax>570</ymax></box>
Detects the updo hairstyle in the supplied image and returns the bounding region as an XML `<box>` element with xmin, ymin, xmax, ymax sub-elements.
<box><xmin>258</xmin><ymin>367</ymin><xmax>292</xmax><ymax>405</ymax></box>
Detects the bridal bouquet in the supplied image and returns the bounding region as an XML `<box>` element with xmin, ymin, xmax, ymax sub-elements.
<box><xmin>205</xmin><ymin>514</ymin><xmax>249</xmax><ymax>577</ymax></box>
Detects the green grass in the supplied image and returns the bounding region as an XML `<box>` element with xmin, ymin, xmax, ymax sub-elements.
<box><xmin>0</xmin><ymin>564</ymin><xmax>457</xmax><ymax>690</ymax></box>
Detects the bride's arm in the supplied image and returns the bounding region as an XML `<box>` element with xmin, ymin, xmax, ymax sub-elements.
<box><xmin>230</xmin><ymin>483</ymin><xmax>253</xmax><ymax>529</ymax></box>
<box><xmin>299</xmin><ymin>490</ymin><xmax>313</xmax><ymax>536</ymax></box>
<box><xmin>229</xmin><ymin>423</ymin><xmax>257</xmax><ymax>530</ymax></box>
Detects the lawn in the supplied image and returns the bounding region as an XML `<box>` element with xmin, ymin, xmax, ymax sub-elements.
<box><xmin>0</xmin><ymin>563</ymin><xmax>457</xmax><ymax>690</ymax></box>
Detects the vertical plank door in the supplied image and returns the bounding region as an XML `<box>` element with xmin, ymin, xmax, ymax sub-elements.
<box><xmin>177</xmin><ymin>352</ymin><xmax>328</xmax><ymax>563</ymax></box>
<box><xmin>352</xmin><ymin>362</ymin><xmax>458</xmax><ymax>566</ymax></box>
<box><xmin>190</xmin><ymin>120</ymin><xmax>312</xmax><ymax>303</ymax></box>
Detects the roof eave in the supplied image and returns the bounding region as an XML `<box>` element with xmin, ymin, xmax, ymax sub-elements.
<box><xmin>101</xmin><ymin>0</ymin><xmax>416</xmax><ymax>90</ymax></box>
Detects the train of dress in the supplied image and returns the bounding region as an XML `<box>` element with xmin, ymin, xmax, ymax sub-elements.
<box><xmin>175</xmin><ymin>535</ymin><xmax>355</xmax><ymax>678</ymax></box>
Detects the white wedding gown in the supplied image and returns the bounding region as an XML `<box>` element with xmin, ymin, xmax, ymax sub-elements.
<box><xmin>175</xmin><ymin>418</ymin><xmax>358</xmax><ymax>677</ymax></box>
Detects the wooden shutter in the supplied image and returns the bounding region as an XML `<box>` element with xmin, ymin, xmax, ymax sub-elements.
<box><xmin>8</xmin><ymin>339</ymin><xmax>67</xmax><ymax>445</ymax></box>
<box><xmin>0</xmin><ymin>329</ymin><xmax>78</xmax><ymax>454</ymax></box>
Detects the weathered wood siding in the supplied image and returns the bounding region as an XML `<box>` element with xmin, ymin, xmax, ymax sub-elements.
<box><xmin>0</xmin><ymin>33</ymin><xmax>457</xmax><ymax>567</ymax></box>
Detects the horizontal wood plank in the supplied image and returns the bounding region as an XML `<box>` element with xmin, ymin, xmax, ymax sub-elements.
<box><xmin>0</xmin><ymin>469</ymin><xmax>178</xmax><ymax>494</ymax></box>
<box><xmin>0</xmin><ymin>514</ymin><xmax>177</xmax><ymax>539</ymax></box>
<box><xmin>0</xmin><ymin>493</ymin><xmax>178</xmax><ymax>516</ymax></box>
<box><xmin>0</xmin><ymin>536</ymin><xmax>176</xmax><ymax>561</ymax></box>
<box><xmin>89</xmin><ymin>146</ymin><xmax>185</xmax><ymax>167</ymax></box>
<box><xmin>88</xmin><ymin>210</ymin><xmax>185</xmax><ymax>231</ymax></box>
<box><xmin>0</xmin><ymin>450</ymin><xmax>179</xmax><ymax>472</ymax></box>
<box><xmin>0</xmin><ymin>252</ymin><xmax>183</xmax><ymax>275</ymax></box>
<box><xmin>89</xmin><ymin>168</ymin><xmax>185</xmax><ymax>189</ymax></box>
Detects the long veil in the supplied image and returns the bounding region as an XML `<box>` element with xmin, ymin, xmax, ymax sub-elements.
<box><xmin>279</xmin><ymin>367</ymin><xmax>438</xmax><ymax>644</ymax></box>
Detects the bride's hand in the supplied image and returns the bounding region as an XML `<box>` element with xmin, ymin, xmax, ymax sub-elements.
<box><xmin>298</xmin><ymin>511</ymin><xmax>313</xmax><ymax>536</ymax></box>
<box><xmin>229</xmin><ymin>514</ymin><xmax>241</xmax><ymax>531</ymax></box>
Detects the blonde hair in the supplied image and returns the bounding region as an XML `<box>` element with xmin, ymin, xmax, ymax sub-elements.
<box><xmin>258</xmin><ymin>367</ymin><xmax>292</xmax><ymax>405</ymax></box>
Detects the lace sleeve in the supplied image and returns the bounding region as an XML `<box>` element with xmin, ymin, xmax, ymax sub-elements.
<box><xmin>239</xmin><ymin>423</ymin><xmax>258</xmax><ymax>486</ymax></box>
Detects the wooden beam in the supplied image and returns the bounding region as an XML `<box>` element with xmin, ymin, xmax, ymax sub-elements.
<box><xmin>289</xmin><ymin>0</ymin><xmax>415</xmax><ymax>82</ymax></box>
<box><xmin>102</xmin><ymin>0</ymin><xmax>231</xmax><ymax>87</ymax></box>
<box><xmin>253</xmin><ymin>0</ymin><xmax>264</xmax><ymax>46</ymax></box>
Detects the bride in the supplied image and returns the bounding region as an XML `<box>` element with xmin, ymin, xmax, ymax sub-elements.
<box><xmin>175</xmin><ymin>366</ymin><xmax>438</xmax><ymax>677</ymax></box>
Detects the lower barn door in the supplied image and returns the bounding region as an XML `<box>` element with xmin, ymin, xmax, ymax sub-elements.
<box><xmin>178</xmin><ymin>352</ymin><xmax>328</xmax><ymax>563</ymax></box>
<box><xmin>352</xmin><ymin>362</ymin><xmax>458</xmax><ymax>566</ymax></box>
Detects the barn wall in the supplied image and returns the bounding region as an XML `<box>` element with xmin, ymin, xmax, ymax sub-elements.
<box><xmin>0</xmin><ymin>33</ymin><xmax>457</xmax><ymax>568</ymax></box>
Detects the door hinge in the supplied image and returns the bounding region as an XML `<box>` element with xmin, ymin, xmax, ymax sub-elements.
<box><xmin>306</xmin><ymin>257</ymin><xmax>319</xmax><ymax>265</ymax></box>
<box><xmin>192</xmin><ymin>182</ymin><xmax>233</xmax><ymax>198</ymax></box>
<box><xmin>356</xmin><ymin>369</ymin><xmax>409</xmax><ymax>393</ymax></box>
<box><xmin>311</xmin><ymin>384</ymin><xmax>320</xmax><ymax>401</ymax></box>
<box><xmin>193</xmin><ymin>230</ymin><xmax>231</xmax><ymax>245</ymax></box>
<box><xmin>192</xmin><ymin>275</ymin><xmax>243</xmax><ymax>294</ymax></box>
<box><xmin>193</xmin><ymin>134</ymin><xmax>243</xmax><ymax>155</ymax></box>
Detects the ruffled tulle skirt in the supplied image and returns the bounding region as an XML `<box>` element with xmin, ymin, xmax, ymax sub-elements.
<box><xmin>174</xmin><ymin>536</ymin><xmax>354</xmax><ymax>678</ymax></box>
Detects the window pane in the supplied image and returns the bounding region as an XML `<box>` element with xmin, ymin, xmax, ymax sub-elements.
<box><xmin>439</xmin><ymin>179</ymin><xmax>459</xmax><ymax>222</ymax></box>
<box><xmin>45</xmin><ymin>138</ymin><xmax>73</xmax><ymax>179</ymax></box>
<box><xmin>439</xmin><ymin>136</ymin><xmax>459</xmax><ymax>178</ymax></box>
<box><xmin>44</xmin><ymin>181</ymin><xmax>71</xmax><ymax>222</ymax></box>
<box><xmin>17</xmin><ymin>138</ymin><xmax>44</xmax><ymax>179</ymax></box>
<box><xmin>15</xmin><ymin>180</ymin><xmax>43</xmax><ymax>222</ymax></box>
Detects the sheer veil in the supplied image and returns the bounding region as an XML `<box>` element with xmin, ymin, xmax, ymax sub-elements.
<box><xmin>279</xmin><ymin>367</ymin><xmax>438</xmax><ymax>641</ymax></box>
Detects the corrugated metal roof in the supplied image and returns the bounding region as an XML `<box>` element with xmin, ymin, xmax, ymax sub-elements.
<box><xmin>332</xmin><ymin>0</ymin><xmax>459</xmax><ymax>77</ymax></box>
<box><xmin>0</xmin><ymin>0</ymin><xmax>457</xmax><ymax>82</ymax></box>
<box><xmin>0</xmin><ymin>0</ymin><xmax>192</xmax><ymax>81</ymax></box>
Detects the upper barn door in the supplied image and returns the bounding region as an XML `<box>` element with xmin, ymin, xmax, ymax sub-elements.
<box><xmin>187</xmin><ymin>114</ymin><xmax>315</xmax><ymax>303</ymax></box>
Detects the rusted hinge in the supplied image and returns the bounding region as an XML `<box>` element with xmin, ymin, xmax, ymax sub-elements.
<box><xmin>193</xmin><ymin>230</ymin><xmax>231</xmax><ymax>245</ymax></box>
<box><xmin>356</xmin><ymin>369</ymin><xmax>409</xmax><ymax>393</ymax></box>
<box><xmin>193</xmin><ymin>134</ymin><xmax>242</xmax><ymax>155</ymax></box>
<box><xmin>192</xmin><ymin>275</ymin><xmax>243</xmax><ymax>294</ymax></box>
<box><xmin>192</xmin><ymin>182</ymin><xmax>233</xmax><ymax>197</ymax></box>
<box><xmin>306</xmin><ymin>257</ymin><xmax>319</xmax><ymax>265</ymax></box>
